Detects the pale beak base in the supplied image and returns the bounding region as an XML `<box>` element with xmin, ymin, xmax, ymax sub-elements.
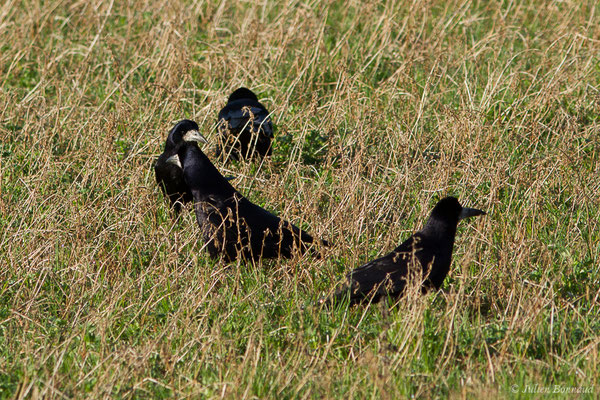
<box><xmin>183</xmin><ymin>130</ymin><xmax>208</xmax><ymax>144</ymax></box>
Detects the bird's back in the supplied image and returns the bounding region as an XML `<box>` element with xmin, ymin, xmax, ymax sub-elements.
<box><xmin>336</xmin><ymin>231</ymin><xmax>446</xmax><ymax>304</ymax></box>
<box><xmin>217</xmin><ymin>96</ymin><xmax>273</xmax><ymax>160</ymax></box>
<box><xmin>182</xmin><ymin>145</ymin><xmax>317</xmax><ymax>260</ymax></box>
<box><xmin>218</xmin><ymin>98</ymin><xmax>273</xmax><ymax>137</ymax></box>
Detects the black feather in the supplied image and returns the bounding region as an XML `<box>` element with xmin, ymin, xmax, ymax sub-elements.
<box><xmin>172</xmin><ymin>123</ymin><xmax>326</xmax><ymax>261</ymax></box>
<box><xmin>325</xmin><ymin>197</ymin><xmax>485</xmax><ymax>306</ymax></box>
<box><xmin>216</xmin><ymin>87</ymin><xmax>273</xmax><ymax>161</ymax></box>
<box><xmin>154</xmin><ymin>120</ymin><xmax>199</xmax><ymax>215</ymax></box>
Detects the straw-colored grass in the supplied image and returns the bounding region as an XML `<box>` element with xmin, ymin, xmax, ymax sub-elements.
<box><xmin>1</xmin><ymin>0</ymin><xmax>599</xmax><ymax>398</ymax></box>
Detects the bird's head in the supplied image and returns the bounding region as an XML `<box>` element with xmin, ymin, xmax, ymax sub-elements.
<box><xmin>227</xmin><ymin>87</ymin><xmax>258</xmax><ymax>103</ymax></box>
<box><xmin>167</xmin><ymin>119</ymin><xmax>206</xmax><ymax>146</ymax></box>
<box><xmin>165</xmin><ymin>119</ymin><xmax>207</xmax><ymax>168</ymax></box>
<box><xmin>429</xmin><ymin>196</ymin><xmax>486</xmax><ymax>225</ymax></box>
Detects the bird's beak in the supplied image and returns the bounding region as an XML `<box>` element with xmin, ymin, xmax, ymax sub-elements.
<box><xmin>459</xmin><ymin>207</ymin><xmax>486</xmax><ymax>220</ymax></box>
<box><xmin>165</xmin><ymin>154</ymin><xmax>182</xmax><ymax>169</ymax></box>
<box><xmin>183</xmin><ymin>130</ymin><xmax>208</xmax><ymax>144</ymax></box>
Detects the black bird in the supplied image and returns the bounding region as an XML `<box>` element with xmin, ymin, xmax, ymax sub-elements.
<box><xmin>216</xmin><ymin>87</ymin><xmax>273</xmax><ymax>161</ymax></box>
<box><xmin>324</xmin><ymin>197</ymin><xmax>485</xmax><ymax>306</ymax></box>
<box><xmin>155</xmin><ymin>120</ymin><xmax>207</xmax><ymax>215</ymax></box>
<box><xmin>166</xmin><ymin>120</ymin><xmax>325</xmax><ymax>261</ymax></box>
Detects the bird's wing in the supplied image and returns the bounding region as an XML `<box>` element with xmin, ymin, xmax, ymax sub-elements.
<box><xmin>342</xmin><ymin>234</ymin><xmax>426</xmax><ymax>301</ymax></box>
<box><xmin>218</xmin><ymin>103</ymin><xmax>273</xmax><ymax>137</ymax></box>
<box><xmin>347</xmin><ymin>254</ymin><xmax>409</xmax><ymax>298</ymax></box>
<box><xmin>236</xmin><ymin>197</ymin><xmax>317</xmax><ymax>250</ymax></box>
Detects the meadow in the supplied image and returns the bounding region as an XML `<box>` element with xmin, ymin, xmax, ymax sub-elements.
<box><xmin>1</xmin><ymin>0</ymin><xmax>599</xmax><ymax>398</ymax></box>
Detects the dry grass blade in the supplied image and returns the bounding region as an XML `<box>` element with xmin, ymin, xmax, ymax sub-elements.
<box><xmin>1</xmin><ymin>0</ymin><xmax>599</xmax><ymax>398</ymax></box>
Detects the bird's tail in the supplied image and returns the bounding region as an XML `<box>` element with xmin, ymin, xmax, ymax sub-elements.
<box><xmin>295</xmin><ymin>227</ymin><xmax>330</xmax><ymax>258</ymax></box>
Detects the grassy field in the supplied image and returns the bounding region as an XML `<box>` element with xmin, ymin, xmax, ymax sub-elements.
<box><xmin>1</xmin><ymin>0</ymin><xmax>599</xmax><ymax>398</ymax></box>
